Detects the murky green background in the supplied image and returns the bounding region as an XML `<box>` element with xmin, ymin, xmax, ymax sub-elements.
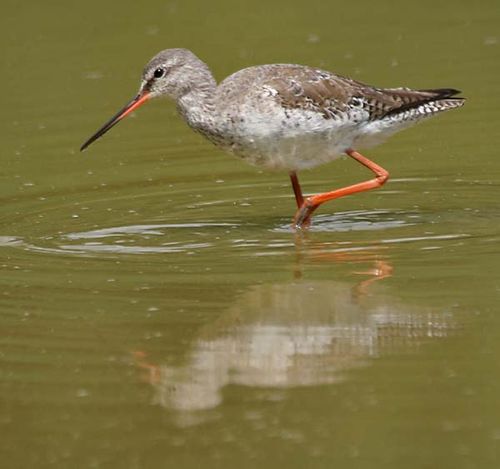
<box><xmin>1</xmin><ymin>0</ymin><xmax>499</xmax><ymax>467</ymax></box>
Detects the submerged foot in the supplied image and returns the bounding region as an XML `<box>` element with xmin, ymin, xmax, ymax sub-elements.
<box><xmin>293</xmin><ymin>199</ymin><xmax>318</xmax><ymax>229</ymax></box>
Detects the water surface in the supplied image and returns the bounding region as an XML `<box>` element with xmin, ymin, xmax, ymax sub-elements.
<box><xmin>1</xmin><ymin>0</ymin><xmax>500</xmax><ymax>467</ymax></box>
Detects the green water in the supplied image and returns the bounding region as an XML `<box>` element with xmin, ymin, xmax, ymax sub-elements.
<box><xmin>2</xmin><ymin>0</ymin><xmax>500</xmax><ymax>467</ymax></box>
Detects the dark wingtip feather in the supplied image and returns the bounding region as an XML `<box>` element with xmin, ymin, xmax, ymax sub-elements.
<box><xmin>419</xmin><ymin>88</ymin><xmax>463</xmax><ymax>99</ymax></box>
<box><xmin>382</xmin><ymin>87</ymin><xmax>465</xmax><ymax>118</ymax></box>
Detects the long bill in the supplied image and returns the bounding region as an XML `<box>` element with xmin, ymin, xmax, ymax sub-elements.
<box><xmin>80</xmin><ymin>92</ymin><xmax>151</xmax><ymax>151</ymax></box>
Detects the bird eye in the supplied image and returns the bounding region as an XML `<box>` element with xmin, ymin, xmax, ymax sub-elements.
<box><xmin>153</xmin><ymin>68</ymin><xmax>165</xmax><ymax>78</ymax></box>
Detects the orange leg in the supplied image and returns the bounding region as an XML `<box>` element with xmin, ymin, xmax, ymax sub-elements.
<box><xmin>293</xmin><ymin>149</ymin><xmax>389</xmax><ymax>228</ymax></box>
<box><xmin>289</xmin><ymin>171</ymin><xmax>304</xmax><ymax>208</ymax></box>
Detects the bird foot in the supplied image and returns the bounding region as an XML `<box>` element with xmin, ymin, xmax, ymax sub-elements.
<box><xmin>293</xmin><ymin>200</ymin><xmax>317</xmax><ymax>229</ymax></box>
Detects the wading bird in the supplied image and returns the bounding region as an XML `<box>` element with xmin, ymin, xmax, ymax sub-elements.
<box><xmin>81</xmin><ymin>49</ymin><xmax>464</xmax><ymax>228</ymax></box>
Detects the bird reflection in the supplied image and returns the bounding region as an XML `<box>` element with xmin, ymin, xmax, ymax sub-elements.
<box><xmin>134</xmin><ymin>249</ymin><xmax>452</xmax><ymax>414</ymax></box>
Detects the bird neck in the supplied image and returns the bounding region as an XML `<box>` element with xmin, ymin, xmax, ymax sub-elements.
<box><xmin>176</xmin><ymin>67</ymin><xmax>218</xmax><ymax>135</ymax></box>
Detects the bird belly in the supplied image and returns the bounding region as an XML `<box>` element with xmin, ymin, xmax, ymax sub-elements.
<box><xmin>215</xmin><ymin>108</ymin><xmax>359</xmax><ymax>171</ymax></box>
<box><xmin>352</xmin><ymin>118</ymin><xmax>416</xmax><ymax>149</ymax></box>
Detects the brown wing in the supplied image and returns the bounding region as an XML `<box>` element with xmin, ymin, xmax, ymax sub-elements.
<box><xmin>264</xmin><ymin>67</ymin><xmax>356</xmax><ymax>119</ymax></box>
<box><xmin>378</xmin><ymin>87</ymin><xmax>463</xmax><ymax>118</ymax></box>
<box><xmin>264</xmin><ymin>65</ymin><xmax>462</xmax><ymax>120</ymax></box>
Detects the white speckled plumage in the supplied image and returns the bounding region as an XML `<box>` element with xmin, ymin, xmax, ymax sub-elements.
<box><xmin>130</xmin><ymin>49</ymin><xmax>463</xmax><ymax>170</ymax></box>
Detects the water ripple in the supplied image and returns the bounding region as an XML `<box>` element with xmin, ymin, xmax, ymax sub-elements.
<box><xmin>0</xmin><ymin>209</ymin><xmax>474</xmax><ymax>259</ymax></box>
<box><xmin>64</xmin><ymin>222</ymin><xmax>239</xmax><ymax>240</ymax></box>
<box><xmin>274</xmin><ymin>209</ymin><xmax>416</xmax><ymax>233</ymax></box>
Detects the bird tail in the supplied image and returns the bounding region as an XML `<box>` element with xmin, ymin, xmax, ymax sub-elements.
<box><xmin>383</xmin><ymin>87</ymin><xmax>465</xmax><ymax>119</ymax></box>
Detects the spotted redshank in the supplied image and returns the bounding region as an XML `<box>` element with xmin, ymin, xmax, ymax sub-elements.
<box><xmin>81</xmin><ymin>48</ymin><xmax>464</xmax><ymax>228</ymax></box>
